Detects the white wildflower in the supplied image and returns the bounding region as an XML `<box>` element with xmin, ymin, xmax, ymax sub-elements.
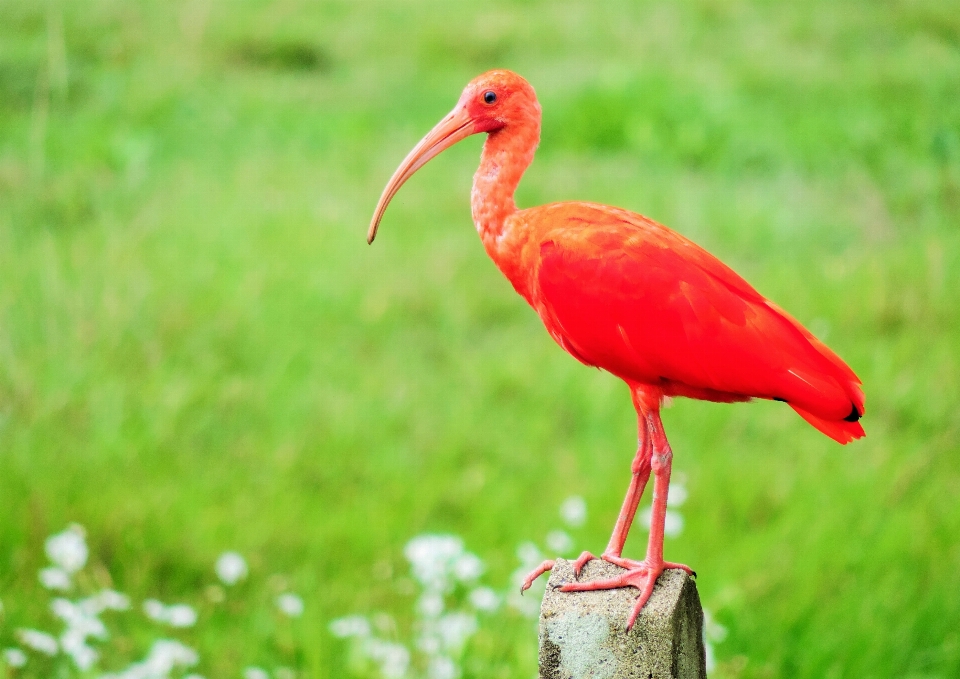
<box><xmin>427</xmin><ymin>655</ymin><xmax>458</xmax><ymax>679</ymax></box>
<box><xmin>276</xmin><ymin>593</ymin><xmax>304</xmax><ymax>618</ymax></box>
<box><xmin>215</xmin><ymin>552</ymin><xmax>248</xmax><ymax>585</ymax></box>
<box><xmin>99</xmin><ymin>639</ymin><xmax>199</xmax><ymax>679</ymax></box>
<box><xmin>329</xmin><ymin>615</ymin><xmax>371</xmax><ymax>638</ymax></box>
<box><xmin>416</xmin><ymin>634</ymin><xmax>441</xmax><ymax>655</ymax></box>
<box><xmin>515</xmin><ymin>542</ymin><xmax>542</xmax><ymax>568</ymax></box>
<box><xmin>2</xmin><ymin>648</ymin><xmax>27</xmax><ymax>668</ymax></box>
<box><xmin>546</xmin><ymin>530</ymin><xmax>573</xmax><ymax>554</ymax></box>
<box><xmin>142</xmin><ymin>599</ymin><xmax>197</xmax><ymax>627</ymax></box>
<box><xmin>168</xmin><ymin>604</ymin><xmax>198</xmax><ymax>627</ymax></box>
<box><xmin>153</xmin><ymin>639</ymin><xmax>198</xmax><ymax>665</ymax></box>
<box><xmin>664</xmin><ymin>511</ymin><xmax>684</xmax><ymax>537</ymax></box>
<box><xmin>437</xmin><ymin>613</ymin><xmax>477</xmax><ymax>652</ymax></box>
<box><xmin>468</xmin><ymin>586</ymin><xmax>499</xmax><ymax>612</ymax></box>
<box><xmin>638</xmin><ymin>507</ymin><xmax>684</xmax><ymax>538</ymax></box>
<box><xmin>39</xmin><ymin>567</ymin><xmax>72</xmax><ymax>591</ymax></box>
<box><xmin>560</xmin><ymin>495</ymin><xmax>587</xmax><ymax>527</ymax></box>
<box><xmin>667</xmin><ymin>482</ymin><xmax>688</xmax><ymax>508</ymax></box>
<box><xmin>51</xmin><ymin>598</ymin><xmax>108</xmax><ymax>639</ymax></box>
<box><xmin>49</xmin><ymin>596</ymin><xmax>111</xmax><ymax>670</ymax></box>
<box><xmin>143</xmin><ymin>599</ymin><xmax>165</xmax><ymax>621</ymax></box>
<box><xmin>331</xmin><ymin>535</ymin><xmax>493</xmax><ymax>678</ymax></box>
<box><xmin>704</xmin><ymin>608</ymin><xmax>728</xmax><ymax>643</ymax></box>
<box><xmin>404</xmin><ymin>535</ymin><xmax>464</xmax><ymax>590</ymax></box>
<box><xmin>364</xmin><ymin>639</ymin><xmax>410</xmax><ymax>679</ymax></box>
<box><xmin>51</xmin><ymin>598</ymin><xmax>83</xmax><ymax>625</ymax></box>
<box><xmin>508</xmin><ymin>544</ymin><xmax>546</xmax><ymax>618</ymax></box>
<box><xmin>60</xmin><ymin>629</ymin><xmax>98</xmax><ymax>671</ymax></box>
<box><xmin>417</xmin><ymin>591</ymin><xmax>444</xmax><ymax>618</ymax></box>
<box><xmin>85</xmin><ymin>589</ymin><xmax>130</xmax><ymax>613</ymax></box>
<box><xmin>45</xmin><ymin>525</ymin><xmax>88</xmax><ymax>574</ymax></box>
<box><xmin>15</xmin><ymin>629</ymin><xmax>58</xmax><ymax>656</ymax></box>
<box><xmin>129</xmin><ymin>640</ymin><xmax>199</xmax><ymax>677</ymax></box>
<box><xmin>243</xmin><ymin>668</ymin><xmax>269</xmax><ymax>679</ymax></box>
<box><xmin>452</xmin><ymin>553</ymin><xmax>484</xmax><ymax>582</ymax></box>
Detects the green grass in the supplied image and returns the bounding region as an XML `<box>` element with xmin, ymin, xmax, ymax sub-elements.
<box><xmin>1</xmin><ymin>0</ymin><xmax>959</xmax><ymax>676</ymax></box>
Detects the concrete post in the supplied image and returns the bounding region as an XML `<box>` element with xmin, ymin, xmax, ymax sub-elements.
<box><xmin>539</xmin><ymin>558</ymin><xmax>706</xmax><ymax>679</ymax></box>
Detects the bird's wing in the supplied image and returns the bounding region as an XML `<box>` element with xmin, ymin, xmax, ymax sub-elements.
<box><xmin>528</xmin><ymin>203</ymin><xmax>864</xmax><ymax>442</ymax></box>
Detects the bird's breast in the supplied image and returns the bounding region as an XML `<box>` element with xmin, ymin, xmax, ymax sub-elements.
<box><xmin>476</xmin><ymin>212</ymin><xmax>543</xmax><ymax>304</ymax></box>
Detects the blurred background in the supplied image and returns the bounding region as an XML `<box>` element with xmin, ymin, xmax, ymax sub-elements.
<box><xmin>1</xmin><ymin>0</ymin><xmax>958</xmax><ymax>677</ymax></box>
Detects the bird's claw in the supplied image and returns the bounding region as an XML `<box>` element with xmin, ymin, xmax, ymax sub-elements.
<box><xmin>572</xmin><ymin>551</ymin><xmax>597</xmax><ymax>576</ymax></box>
<box><xmin>572</xmin><ymin>551</ymin><xmax>648</xmax><ymax>575</ymax></box>
<box><xmin>520</xmin><ymin>559</ymin><xmax>555</xmax><ymax>594</ymax></box>
<box><xmin>559</xmin><ymin>558</ymin><xmax>694</xmax><ymax>629</ymax></box>
<box><xmin>662</xmin><ymin>560</ymin><xmax>695</xmax><ymax>576</ymax></box>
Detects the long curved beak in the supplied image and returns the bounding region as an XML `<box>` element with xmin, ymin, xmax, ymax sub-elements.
<box><xmin>367</xmin><ymin>106</ymin><xmax>476</xmax><ymax>244</ymax></box>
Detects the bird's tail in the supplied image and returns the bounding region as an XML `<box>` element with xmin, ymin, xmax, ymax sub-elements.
<box><xmin>764</xmin><ymin>300</ymin><xmax>866</xmax><ymax>445</ymax></box>
<box><xmin>790</xmin><ymin>404</ymin><xmax>865</xmax><ymax>444</ymax></box>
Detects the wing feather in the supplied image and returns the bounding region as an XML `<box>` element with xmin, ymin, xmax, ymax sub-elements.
<box><xmin>527</xmin><ymin>203</ymin><xmax>864</xmax><ymax>440</ymax></box>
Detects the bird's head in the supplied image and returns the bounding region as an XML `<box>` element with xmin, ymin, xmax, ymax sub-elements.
<box><xmin>457</xmin><ymin>69</ymin><xmax>540</xmax><ymax>134</ymax></box>
<box><xmin>367</xmin><ymin>70</ymin><xmax>539</xmax><ymax>244</ymax></box>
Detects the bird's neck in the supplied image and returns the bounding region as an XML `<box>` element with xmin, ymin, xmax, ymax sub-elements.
<box><xmin>471</xmin><ymin>119</ymin><xmax>539</xmax><ymax>249</ymax></box>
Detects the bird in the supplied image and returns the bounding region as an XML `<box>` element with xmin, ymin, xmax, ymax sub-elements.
<box><xmin>367</xmin><ymin>70</ymin><xmax>864</xmax><ymax>628</ymax></box>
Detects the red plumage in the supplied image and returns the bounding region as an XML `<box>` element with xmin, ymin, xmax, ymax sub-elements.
<box><xmin>524</xmin><ymin>202</ymin><xmax>864</xmax><ymax>443</ymax></box>
<box><xmin>368</xmin><ymin>70</ymin><xmax>865</xmax><ymax>627</ymax></box>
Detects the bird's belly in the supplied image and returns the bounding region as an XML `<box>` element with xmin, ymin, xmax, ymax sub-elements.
<box><xmin>540</xmin><ymin>309</ymin><xmax>663</xmax><ymax>383</ymax></box>
<box><xmin>541</xmin><ymin>304</ymin><xmax>764</xmax><ymax>402</ymax></box>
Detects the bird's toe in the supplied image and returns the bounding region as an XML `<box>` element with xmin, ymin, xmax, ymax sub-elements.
<box><xmin>520</xmin><ymin>559</ymin><xmax>555</xmax><ymax>593</ymax></box>
<box><xmin>572</xmin><ymin>551</ymin><xmax>597</xmax><ymax>577</ymax></box>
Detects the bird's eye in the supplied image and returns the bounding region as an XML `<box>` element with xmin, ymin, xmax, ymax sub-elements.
<box><xmin>482</xmin><ymin>90</ymin><xmax>497</xmax><ymax>105</ymax></box>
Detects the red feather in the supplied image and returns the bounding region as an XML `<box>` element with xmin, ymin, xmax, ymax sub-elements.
<box><xmin>369</xmin><ymin>70</ymin><xmax>867</xmax><ymax>617</ymax></box>
<box><xmin>516</xmin><ymin>203</ymin><xmax>864</xmax><ymax>443</ymax></box>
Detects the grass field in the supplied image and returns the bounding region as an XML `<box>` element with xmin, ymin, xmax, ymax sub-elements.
<box><xmin>1</xmin><ymin>0</ymin><xmax>959</xmax><ymax>677</ymax></box>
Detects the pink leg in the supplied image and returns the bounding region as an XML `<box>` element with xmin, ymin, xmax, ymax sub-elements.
<box><xmin>559</xmin><ymin>407</ymin><xmax>694</xmax><ymax>629</ymax></box>
<box><xmin>521</xmin><ymin>399</ymin><xmax>652</xmax><ymax>591</ymax></box>
<box><xmin>569</xmin><ymin>429</ymin><xmax>652</xmax><ymax>576</ymax></box>
<box><xmin>641</xmin><ymin>411</ymin><xmax>693</xmax><ymax>576</ymax></box>
<box><xmin>571</xmin><ymin>387</ymin><xmax>655</xmax><ymax>574</ymax></box>
<box><xmin>605</xmin><ymin>427</ymin><xmax>653</xmax><ymax>557</ymax></box>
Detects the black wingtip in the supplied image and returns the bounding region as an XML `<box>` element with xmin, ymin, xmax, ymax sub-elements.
<box><xmin>844</xmin><ymin>404</ymin><xmax>861</xmax><ymax>422</ymax></box>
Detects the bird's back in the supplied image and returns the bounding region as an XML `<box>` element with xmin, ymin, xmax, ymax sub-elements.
<box><xmin>497</xmin><ymin>202</ymin><xmax>864</xmax><ymax>443</ymax></box>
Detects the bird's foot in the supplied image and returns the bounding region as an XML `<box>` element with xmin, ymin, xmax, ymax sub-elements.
<box><xmin>519</xmin><ymin>551</ymin><xmax>633</xmax><ymax>592</ymax></box>
<box><xmin>519</xmin><ymin>560</ymin><xmax>555</xmax><ymax>593</ymax></box>
<box><xmin>559</xmin><ymin>557</ymin><xmax>695</xmax><ymax>629</ymax></box>
<box><xmin>571</xmin><ymin>550</ymin><xmax>678</xmax><ymax>574</ymax></box>
<box><xmin>571</xmin><ymin>550</ymin><xmax>599</xmax><ymax>575</ymax></box>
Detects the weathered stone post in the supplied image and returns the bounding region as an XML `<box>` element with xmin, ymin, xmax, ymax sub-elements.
<box><xmin>539</xmin><ymin>558</ymin><xmax>706</xmax><ymax>679</ymax></box>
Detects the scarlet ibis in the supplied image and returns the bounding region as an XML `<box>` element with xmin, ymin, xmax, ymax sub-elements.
<box><xmin>368</xmin><ymin>70</ymin><xmax>864</xmax><ymax>627</ymax></box>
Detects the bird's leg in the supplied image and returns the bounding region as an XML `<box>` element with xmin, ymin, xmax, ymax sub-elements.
<box><xmin>559</xmin><ymin>408</ymin><xmax>694</xmax><ymax>629</ymax></box>
<box><xmin>638</xmin><ymin>424</ymin><xmax>693</xmax><ymax>574</ymax></box>
<box><xmin>520</xmin><ymin>405</ymin><xmax>653</xmax><ymax>593</ymax></box>
<box><xmin>570</xmin><ymin>418</ymin><xmax>653</xmax><ymax>576</ymax></box>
